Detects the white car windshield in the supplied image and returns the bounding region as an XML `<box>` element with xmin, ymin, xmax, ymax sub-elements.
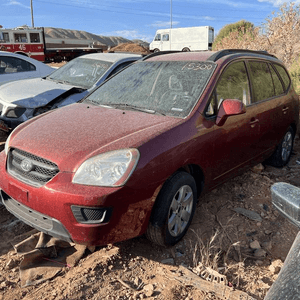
<box><xmin>85</xmin><ymin>61</ymin><xmax>216</xmax><ymax>118</ymax></box>
<box><xmin>47</xmin><ymin>58</ymin><xmax>113</xmax><ymax>89</ymax></box>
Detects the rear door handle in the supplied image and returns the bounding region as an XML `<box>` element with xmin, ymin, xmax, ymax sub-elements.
<box><xmin>282</xmin><ymin>107</ymin><xmax>289</xmax><ymax>114</ymax></box>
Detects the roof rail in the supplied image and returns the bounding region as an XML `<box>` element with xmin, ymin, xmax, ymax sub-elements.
<box><xmin>207</xmin><ymin>49</ymin><xmax>278</xmax><ymax>62</ymax></box>
<box><xmin>142</xmin><ymin>50</ymin><xmax>181</xmax><ymax>60</ymax></box>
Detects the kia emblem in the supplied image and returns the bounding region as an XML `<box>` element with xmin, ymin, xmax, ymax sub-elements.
<box><xmin>20</xmin><ymin>159</ymin><xmax>33</xmax><ymax>172</ymax></box>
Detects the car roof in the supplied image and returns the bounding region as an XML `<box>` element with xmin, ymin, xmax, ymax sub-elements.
<box><xmin>143</xmin><ymin>49</ymin><xmax>281</xmax><ymax>64</ymax></box>
<box><xmin>77</xmin><ymin>52</ymin><xmax>143</xmax><ymax>63</ymax></box>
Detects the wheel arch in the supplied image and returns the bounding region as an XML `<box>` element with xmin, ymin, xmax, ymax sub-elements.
<box><xmin>178</xmin><ymin>164</ymin><xmax>205</xmax><ymax>199</ymax></box>
<box><xmin>290</xmin><ymin>122</ymin><xmax>297</xmax><ymax>137</ymax></box>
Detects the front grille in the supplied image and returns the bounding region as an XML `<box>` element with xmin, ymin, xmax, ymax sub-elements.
<box><xmin>7</xmin><ymin>148</ymin><xmax>59</xmax><ymax>187</ymax></box>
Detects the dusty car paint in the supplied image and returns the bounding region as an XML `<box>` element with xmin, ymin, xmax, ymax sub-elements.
<box><xmin>0</xmin><ymin>50</ymin><xmax>299</xmax><ymax>246</ymax></box>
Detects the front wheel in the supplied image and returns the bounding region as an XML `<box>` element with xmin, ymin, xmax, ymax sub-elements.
<box><xmin>267</xmin><ymin>127</ymin><xmax>295</xmax><ymax>167</ymax></box>
<box><xmin>182</xmin><ymin>47</ymin><xmax>190</xmax><ymax>52</ymax></box>
<box><xmin>146</xmin><ymin>171</ymin><xmax>197</xmax><ymax>246</ymax></box>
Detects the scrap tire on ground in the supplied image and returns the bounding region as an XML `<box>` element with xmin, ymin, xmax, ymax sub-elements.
<box><xmin>267</xmin><ymin>126</ymin><xmax>295</xmax><ymax>167</ymax></box>
<box><xmin>146</xmin><ymin>171</ymin><xmax>197</xmax><ymax>247</ymax></box>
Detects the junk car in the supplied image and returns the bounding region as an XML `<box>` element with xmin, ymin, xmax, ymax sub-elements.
<box><xmin>0</xmin><ymin>49</ymin><xmax>298</xmax><ymax>246</ymax></box>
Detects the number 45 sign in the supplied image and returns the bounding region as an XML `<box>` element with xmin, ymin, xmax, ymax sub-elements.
<box><xmin>19</xmin><ymin>44</ymin><xmax>26</xmax><ymax>51</ymax></box>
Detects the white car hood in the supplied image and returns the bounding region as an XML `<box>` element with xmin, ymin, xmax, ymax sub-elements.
<box><xmin>0</xmin><ymin>78</ymin><xmax>77</xmax><ymax>108</ymax></box>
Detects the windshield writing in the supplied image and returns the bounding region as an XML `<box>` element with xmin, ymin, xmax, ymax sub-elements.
<box><xmin>85</xmin><ymin>61</ymin><xmax>216</xmax><ymax>118</ymax></box>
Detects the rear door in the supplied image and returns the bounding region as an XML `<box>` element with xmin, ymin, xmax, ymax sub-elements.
<box><xmin>246</xmin><ymin>60</ymin><xmax>293</xmax><ymax>157</ymax></box>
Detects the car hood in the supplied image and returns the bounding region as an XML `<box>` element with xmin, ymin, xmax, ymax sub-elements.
<box><xmin>0</xmin><ymin>78</ymin><xmax>78</xmax><ymax>108</ymax></box>
<box><xmin>10</xmin><ymin>103</ymin><xmax>183</xmax><ymax>172</ymax></box>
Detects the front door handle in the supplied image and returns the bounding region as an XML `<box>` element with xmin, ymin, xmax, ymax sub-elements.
<box><xmin>250</xmin><ymin>118</ymin><xmax>259</xmax><ymax>128</ymax></box>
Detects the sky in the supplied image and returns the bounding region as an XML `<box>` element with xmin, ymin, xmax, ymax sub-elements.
<box><xmin>0</xmin><ymin>0</ymin><xmax>299</xmax><ymax>42</ymax></box>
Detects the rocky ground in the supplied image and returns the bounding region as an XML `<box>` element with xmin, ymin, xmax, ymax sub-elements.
<box><xmin>0</xmin><ymin>136</ymin><xmax>299</xmax><ymax>300</ymax></box>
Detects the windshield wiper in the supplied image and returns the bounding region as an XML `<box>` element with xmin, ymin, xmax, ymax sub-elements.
<box><xmin>110</xmin><ymin>103</ymin><xmax>156</xmax><ymax>114</ymax></box>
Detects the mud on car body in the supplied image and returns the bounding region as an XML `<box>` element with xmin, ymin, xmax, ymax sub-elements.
<box><xmin>0</xmin><ymin>49</ymin><xmax>298</xmax><ymax>247</ymax></box>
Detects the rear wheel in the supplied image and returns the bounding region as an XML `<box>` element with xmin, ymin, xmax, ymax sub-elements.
<box><xmin>153</xmin><ymin>48</ymin><xmax>160</xmax><ymax>53</ymax></box>
<box><xmin>267</xmin><ymin>127</ymin><xmax>294</xmax><ymax>167</ymax></box>
<box><xmin>182</xmin><ymin>47</ymin><xmax>190</xmax><ymax>52</ymax></box>
<box><xmin>146</xmin><ymin>171</ymin><xmax>197</xmax><ymax>246</ymax></box>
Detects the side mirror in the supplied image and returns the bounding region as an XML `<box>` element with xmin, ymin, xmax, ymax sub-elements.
<box><xmin>216</xmin><ymin>99</ymin><xmax>246</xmax><ymax>126</ymax></box>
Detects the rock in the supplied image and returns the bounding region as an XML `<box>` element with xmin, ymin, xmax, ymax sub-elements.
<box><xmin>262</xmin><ymin>241</ymin><xmax>272</xmax><ymax>251</ymax></box>
<box><xmin>251</xmin><ymin>163</ymin><xmax>264</xmax><ymax>173</ymax></box>
<box><xmin>255</xmin><ymin>260</ymin><xmax>264</xmax><ymax>266</ymax></box>
<box><xmin>250</xmin><ymin>240</ymin><xmax>261</xmax><ymax>249</ymax></box>
<box><xmin>233</xmin><ymin>208</ymin><xmax>262</xmax><ymax>222</ymax></box>
<box><xmin>143</xmin><ymin>284</ymin><xmax>154</xmax><ymax>297</ymax></box>
<box><xmin>265</xmin><ymin>230</ymin><xmax>272</xmax><ymax>235</ymax></box>
<box><xmin>254</xmin><ymin>249</ymin><xmax>267</xmax><ymax>258</ymax></box>
<box><xmin>161</xmin><ymin>258</ymin><xmax>174</xmax><ymax>265</ymax></box>
<box><xmin>269</xmin><ymin>259</ymin><xmax>283</xmax><ymax>274</ymax></box>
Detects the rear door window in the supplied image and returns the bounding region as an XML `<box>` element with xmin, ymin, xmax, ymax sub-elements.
<box><xmin>248</xmin><ymin>61</ymin><xmax>275</xmax><ymax>103</ymax></box>
<box><xmin>0</xmin><ymin>56</ymin><xmax>36</xmax><ymax>73</ymax></box>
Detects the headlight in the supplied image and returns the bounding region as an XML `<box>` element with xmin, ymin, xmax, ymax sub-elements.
<box><xmin>72</xmin><ymin>149</ymin><xmax>140</xmax><ymax>187</ymax></box>
<box><xmin>4</xmin><ymin>131</ymin><xmax>12</xmax><ymax>155</ymax></box>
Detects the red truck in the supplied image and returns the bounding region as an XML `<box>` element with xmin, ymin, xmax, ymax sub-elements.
<box><xmin>0</xmin><ymin>26</ymin><xmax>106</xmax><ymax>62</ymax></box>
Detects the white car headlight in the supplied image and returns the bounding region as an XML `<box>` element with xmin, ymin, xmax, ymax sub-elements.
<box><xmin>72</xmin><ymin>149</ymin><xmax>140</xmax><ymax>187</ymax></box>
<box><xmin>4</xmin><ymin>131</ymin><xmax>12</xmax><ymax>155</ymax></box>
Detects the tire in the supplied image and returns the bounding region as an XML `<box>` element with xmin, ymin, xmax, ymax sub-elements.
<box><xmin>153</xmin><ymin>48</ymin><xmax>160</xmax><ymax>53</ymax></box>
<box><xmin>267</xmin><ymin>127</ymin><xmax>294</xmax><ymax>167</ymax></box>
<box><xmin>146</xmin><ymin>171</ymin><xmax>197</xmax><ymax>246</ymax></box>
<box><xmin>182</xmin><ymin>47</ymin><xmax>190</xmax><ymax>52</ymax></box>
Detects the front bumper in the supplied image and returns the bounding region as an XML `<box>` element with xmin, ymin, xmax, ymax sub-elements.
<box><xmin>1</xmin><ymin>190</ymin><xmax>73</xmax><ymax>242</ymax></box>
<box><xmin>0</xmin><ymin>151</ymin><xmax>158</xmax><ymax>246</ymax></box>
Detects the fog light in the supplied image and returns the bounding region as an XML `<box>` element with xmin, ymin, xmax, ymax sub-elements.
<box><xmin>71</xmin><ymin>206</ymin><xmax>112</xmax><ymax>224</ymax></box>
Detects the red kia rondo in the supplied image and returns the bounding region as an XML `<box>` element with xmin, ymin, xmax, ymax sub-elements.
<box><xmin>0</xmin><ymin>50</ymin><xmax>298</xmax><ymax>246</ymax></box>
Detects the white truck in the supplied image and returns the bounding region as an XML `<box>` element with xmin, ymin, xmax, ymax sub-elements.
<box><xmin>149</xmin><ymin>26</ymin><xmax>214</xmax><ymax>52</ymax></box>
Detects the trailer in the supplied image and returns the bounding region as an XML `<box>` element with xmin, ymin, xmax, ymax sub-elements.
<box><xmin>0</xmin><ymin>26</ymin><xmax>107</xmax><ymax>62</ymax></box>
<box><xmin>149</xmin><ymin>26</ymin><xmax>214</xmax><ymax>52</ymax></box>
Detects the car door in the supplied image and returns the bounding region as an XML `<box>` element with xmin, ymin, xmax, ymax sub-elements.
<box><xmin>205</xmin><ymin>61</ymin><xmax>262</xmax><ymax>185</ymax></box>
<box><xmin>246</xmin><ymin>60</ymin><xmax>293</xmax><ymax>157</ymax></box>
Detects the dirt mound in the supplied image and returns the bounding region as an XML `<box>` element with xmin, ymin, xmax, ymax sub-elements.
<box><xmin>109</xmin><ymin>42</ymin><xmax>150</xmax><ymax>54</ymax></box>
<box><xmin>44</xmin><ymin>27</ymin><xmax>133</xmax><ymax>47</ymax></box>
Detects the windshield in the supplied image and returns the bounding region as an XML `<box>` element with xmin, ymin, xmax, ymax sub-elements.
<box><xmin>84</xmin><ymin>60</ymin><xmax>216</xmax><ymax>118</ymax></box>
<box><xmin>47</xmin><ymin>58</ymin><xmax>113</xmax><ymax>89</ymax></box>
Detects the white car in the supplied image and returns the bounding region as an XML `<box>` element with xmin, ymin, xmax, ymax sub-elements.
<box><xmin>0</xmin><ymin>52</ymin><xmax>143</xmax><ymax>129</ymax></box>
<box><xmin>0</xmin><ymin>51</ymin><xmax>54</xmax><ymax>86</ymax></box>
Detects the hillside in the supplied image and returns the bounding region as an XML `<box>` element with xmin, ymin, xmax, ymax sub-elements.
<box><xmin>44</xmin><ymin>27</ymin><xmax>146</xmax><ymax>48</ymax></box>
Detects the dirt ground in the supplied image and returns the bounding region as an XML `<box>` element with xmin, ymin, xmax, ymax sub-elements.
<box><xmin>0</xmin><ymin>135</ymin><xmax>300</xmax><ymax>300</ymax></box>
